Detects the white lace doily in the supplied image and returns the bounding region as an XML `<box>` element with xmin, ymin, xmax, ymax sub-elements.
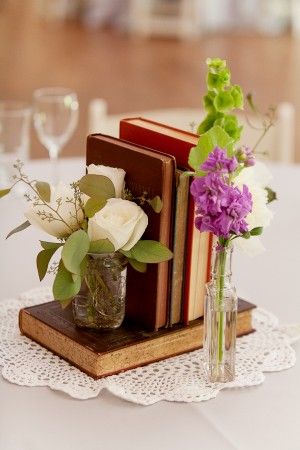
<box><xmin>0</xmin><ymin>287</ymin><xmax>299</xmax><ymax>406</ymax></box>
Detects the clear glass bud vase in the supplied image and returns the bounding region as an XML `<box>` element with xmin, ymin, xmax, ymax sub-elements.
<box><xmin>204</xmin><ymin>244</ymin><xmax>238</xmax><ymax>382</ymax></box>
<box><xmin>72</xmin><ymin>252</ymin><xmax>127</xmax><ymax>330</ymax></box>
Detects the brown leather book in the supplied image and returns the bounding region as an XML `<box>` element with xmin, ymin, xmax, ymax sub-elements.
<box><xmin>19</xmin><ymin>299</ymin><xmax>255</xmax><ymax>379</ymax></box>
<box><xmin>86</xmin><ymin>134</ymin><xmax>176</xmax><ymax>330</ymax></box>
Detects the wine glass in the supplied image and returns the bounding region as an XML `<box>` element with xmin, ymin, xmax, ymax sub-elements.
<box><xmin>33</xmin><ymin>87</ymin><xmax>79</xmax><ymax>183</ymax></box>
<box><xmin>0</xmin><ymin>101</ymin><xmax>31</xmax><ymax>189</ymax></box>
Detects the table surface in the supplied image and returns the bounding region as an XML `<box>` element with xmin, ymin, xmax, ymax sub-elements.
<box><xmin>0</xmin><ymin>158</ymin><xmax>299</xmax><ymax>450</ymax></box>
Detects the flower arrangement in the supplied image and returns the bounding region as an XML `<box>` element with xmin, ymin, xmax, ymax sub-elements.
<box><xmin>188</xmin><ymin>58</ymin><xmax>276</xmax><ymax>381</ymax></box>
<box><xmin>0</xmin><ymin>162</ymin><xmax>173</xmax><ymax>309</ymax></box>
<box><xmin>188</xmin><ymin>57</ymin><xmax>275</xmax><ymax>253</ymax></box>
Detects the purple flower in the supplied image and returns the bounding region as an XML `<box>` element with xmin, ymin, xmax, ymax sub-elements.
<box><xmin>201</xmin><ymin>147</ymin><xmax>238</xmax><ymax>174</ymax></box>
<box><xmin>190</xmin><ymin>173</ymin><xmax>252</xmax><ymax>238</ymax></box>
<box><xmin>236</xmin><ymin>146</ymin><xmax>255</xmax><ymax>167</ymax></box>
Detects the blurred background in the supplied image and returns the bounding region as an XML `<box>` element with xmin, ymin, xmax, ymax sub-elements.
<box><xmin>0</xmin><ymin>0</ymin><xmax>299</xmax><ymax>161</ymax></box>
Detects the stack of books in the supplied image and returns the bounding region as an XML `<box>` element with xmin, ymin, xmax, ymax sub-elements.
<box><xmin>19</xmin><ymin>117</ymin><xmax>256</xmax><ymax>378</ymax></box>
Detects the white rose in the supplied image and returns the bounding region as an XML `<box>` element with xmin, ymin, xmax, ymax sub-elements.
<box><xmin>87</xmin><ymin>164</ymin><xmax>125</xmax><ymax>198</ymax></box>
<box><xmin>234</xmin><ymin>161</ymin><xmax>274</xmax><ymax>256</ymax></box>
<box><xmin>235</xmin><ymin>161</ymin><xmax>274</xmax><ymax>229</ymax></box>
<box><xmin>88</xmin><ymin>198</ymin><xmax>148</xmax><ymax>251</ymax></box>
<box><xmin>25</xmin><ymin>182</ymin><xmax>84</xmax><ymax>238</ymax></box>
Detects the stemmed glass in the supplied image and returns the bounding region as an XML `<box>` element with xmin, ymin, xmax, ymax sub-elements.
<box><xmin>33</xmin><ymin>87</ymin><xmax>79</xmax><ymax>183</ymax></box>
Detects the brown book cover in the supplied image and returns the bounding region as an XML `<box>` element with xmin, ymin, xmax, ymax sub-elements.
<box><xmin>19</xmin><ymin>299</ymin><xmax>255</xmax><ymax>379</ymax></box>
<box><xmin>86</xmin><ymin>134</ymin><xmax>176</xmax><ymax>330</ymax></box>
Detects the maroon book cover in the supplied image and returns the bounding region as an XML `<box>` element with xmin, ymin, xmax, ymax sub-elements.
<box><xmin>86</xmin><ymin>134</ymin><xmax>176</xmax><ymax>330</ymax></box>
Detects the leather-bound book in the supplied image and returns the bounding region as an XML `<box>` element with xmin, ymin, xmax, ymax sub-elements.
<box><xmin>19</xmin><ymin>299</ymin><xmax>256</xmax><ymax>379</ymax></box>
<box><xmin>119</xmin><ymin>118</ymin><xmax>213</xmax><ymax>324</ymax></box>
<box><xmin>86</xmin><ymin>134</ymin><xmax>176</xmax><ymax>330</ymax></box>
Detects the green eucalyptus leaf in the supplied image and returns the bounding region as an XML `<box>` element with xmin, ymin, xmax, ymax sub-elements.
<box><xmin>53</xmin><ymin>260</ymin><xmax>81</xmax><ymax>302</ymax></box>
<box><xmin>6</xmin><ymin>220</ymin><xmax>31</xmax><ymax>239</ymax></box>
<box><xmin>59</xmin><ymin>297</ymin><xmax>74</xmax><ymax>309</ymax></box>
<box><xmin>61</xmin><ymin>230</ymin><xmax>90</xmax><ymax>275</ymax></box>
<box><xmin>78</xmin><ymin>174</ymin><xmax>115</xmax><ymax>200</ymax></box>
<box><xmin>89</xmin><ymin>238</ymin><xmax>115</xmax><ymax>254</ymax></box>
<box><xmin>149</xmin><ymin>196</ymin><xmax>163</xmax><ymax>213</ymax></box>
<box><xmin>131</xmin><ymin>240</ymin><xmax>173</xmax><ymax>263</ymax></box>
<box><xmin>119</xmin><ymin>248</ymin><xmax>133</xmax><ymax>259</ymax></box>
<box><xmin>40</xmin><ymin>241</ymin><xmax>63</xmax><ymax>250</ymax></box>
<box><xmin>36</xmin><ymin>247</ymin><xmax>59</xmax><ymax>281</ymax></box>
<box><xmin>250</xmin><ymin>227</ymin><xmax>263</xmax><ymax>236</ymax></box>
<box><xmin>0</xmin><ymin>188</ymin><xmax>11</xmax><ymax>199</ymax></box>
<box><xmin>84</xmin><ymin>197</ymin><xmax>107</xmax><ymax>218</ymax></box>
<box><xmin>188</xmin><ymin>125</ymin><xmax>233</xmax><ymax>172</ymax></box>
<box><xmin>128</xmin><ymin>258</ymin><xmax>147</xmax><ymax>273</ymax></box>
<box><xmin>35</xmin><ymin>181</ymin><xmax>51</xmax><ymax>202</ymax></box>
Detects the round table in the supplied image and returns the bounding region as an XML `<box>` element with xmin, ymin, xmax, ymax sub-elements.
<box><xmin>0</xmin><ymin>158</ymin><xmax>299</xmax><ymax>450</ymax></box>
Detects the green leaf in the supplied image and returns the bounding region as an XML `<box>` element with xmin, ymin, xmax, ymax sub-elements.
<box><xmin>59</xmin><ymin>297</ymin><xmax>74</xmax><ymax>309</ymax></box>
<box><xmin>40</xmin><ymin>241</ymin><xmax>63</xmax><ymax>250</ymax></box>
<box><xmin>265</xmin><ymin>186</ymin><xmax>277</xmax><ymax>203</ymax></box>
<box><xmin>53</xmin><ymin>260</ymin><xmax>81</xmax><ymax>301</ymax></box>
<box><xmin>35</xmin><ymin>181</ymin><xmax>51</xmax><ymax>202</ymax></box>
<box><xmin>242</xmin><ymin>232</ymin><xmax>251</xmax><ymax>239</ymax></box>
<box><xmin>89</xmin><ymin>238</ymin><xmax>115</xmax><ymax>254</ymax></box>
<box><xmin>214</xmin><ymin>91</ymin><xmax>234</xmax><ymax>112</ymax></box>
<box><xmin>128</xmin><ymin>258</ymin><xmax>147</xmax><ymax>273</ymax></box>
<box><xmin>36</xmin><ymin>247</ymin><xmax>59</xmax><ymax>281</ymax></box>
<box><xmin>0</xmin><ymin>188</ymin><xmax>10</xmax><ymax>199</ymax></box>
<box><xmin>131</xmin><ymin>240</ymin><xmax>173</xmax><ymax>263</ymax></box>
<box><xmin>188</xmin><ymin>125</ymin><xmax>233</xmax><ymax>172</ymax></box>
<box><xmin>6</xmin><ymin>220</ymin><xmax>31</xmax><ymax>239</ymax></box>
<box><xmin>84</xmin><ymin>197</ymin><xmax>107</xmax><ymax>218</ymax></box>
<box><xmin>78</xmin><ymin>174</ymin><xmax>115</xmax><ymax>200</ymax></box>
<box><xmin>250</xmin><ymin>227</ymin><xmax>263</xmax><ymax>236</ymax></box>
<box><xmin>61</xmin><ymin>230</ymin><xmax>90</xmax><ymax>275</ymax></box>
<box><xmin>149</xmin><ymin>195</ymin><xmax>163</xmax><ymax>213</ymax></box>
<box><xmin>119</xmin><ymin>248</ymin><xmax>133</xmax><ymax>258</ymax></box>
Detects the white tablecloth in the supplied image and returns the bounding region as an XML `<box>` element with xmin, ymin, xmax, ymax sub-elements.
<box><xmin>0</xmin><ymin>158</ymin><xmax>299</xmax><ymax>450</ymax></box>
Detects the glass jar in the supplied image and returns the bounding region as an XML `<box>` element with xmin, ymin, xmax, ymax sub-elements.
<box><xmin>204</xmin><ymin>244</ymin><xmax>237</xmax><ymax>382</ymax></box>
<box><xmin>72</xmin><ymin>252</ymin><xmax>127</xmax><ymax>330</ymax></box>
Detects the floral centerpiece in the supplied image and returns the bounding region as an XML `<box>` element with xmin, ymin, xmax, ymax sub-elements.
<box><xmin>0</xmin><ymin>162</ymin><xmax>172</xmax><ymax>329</ymax></box>
<box><xmin>187</xmin><ymin>58</ymin><xmax>276</xmax><ymax>382</ymax></box>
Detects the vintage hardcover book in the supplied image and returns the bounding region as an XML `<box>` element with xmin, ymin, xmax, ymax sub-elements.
<box><xmin>86</xmin><ymin>134</ymin><xmax>176</xmax><ymax>330</ymax></box>
<box><xmin>170</xmin><ymin>171</ymin><xmax>189</xmax><ymax>325</ymax></box>
<box><xmin>19</xmin><ymin>299</ymin><xmax>256</xmax><ymax>379</ymax></box>
<box><xmin>119</xmin><ymin>117</ymin><xmax>213</xmax><ymax>324</ymax></box>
